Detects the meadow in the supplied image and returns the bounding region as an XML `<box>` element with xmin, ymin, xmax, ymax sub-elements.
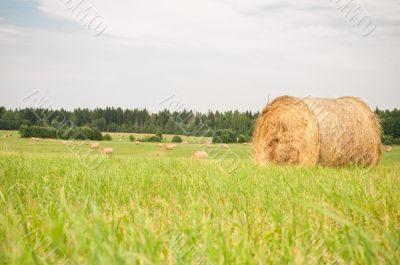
<box><xmin>0</xmin><ymin>130</ymin><xmax>399</xmax><ymax>264</ymax></box>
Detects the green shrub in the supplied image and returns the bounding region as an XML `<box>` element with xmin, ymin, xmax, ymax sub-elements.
<box><xmin>237</xmin><ymin>135</ymin><xmax>246</xmax><ymax>143</ymax></box>
<box><xmin>212</xmin><ymin>129</ymin><xmax>237</xmax><ymax>143</ymax></box>
<box><xmin>19</xmin><ymin>125</ymin><xmax>56</xmax><ymax>139</ymax></box>
<box><xmin>156</xmin><ymin>130</ymin><xmax>163</xmax><ymax>140</ymax></box>
<box><xmin>382</xmin><ymin>135</ymin><xmax>394</xmax><ymax>145</ymax></box>
<box><xmin>129</xmin><ymin>135</ymin><xmax>135</xmax><ymax>142</ymax></box>
<box><xmin>19</xmin><ymin>125</ymin><xmax>103</xmax><ymax>140</ymax></box>
<box><xmin>146</xmin><ymin>135</ymin><xmax>162</xmax><ymax>142</ymax></box>
<box><xmin>58</xmin><ymin>127</ymin><xmax>103</xmax><ymax>141</ymax></box>
<box><xmin>103</xmin><ymin>134</ymin><xmax>112</xmax><ymax>141</ymax></box>
<box><xmin>172</xmin><ymin>135</ymin><xmax>182</xmax><ymax>143</ymax></box>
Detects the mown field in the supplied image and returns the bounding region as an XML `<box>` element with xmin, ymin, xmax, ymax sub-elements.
<box><xmin>0</xmin><ymin>130</ymin><xmax>399</xmax><ymax>264</ymax></box>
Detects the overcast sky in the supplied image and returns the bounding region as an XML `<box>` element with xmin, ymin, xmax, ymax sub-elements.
<box><xmin>0</xmin><ymin>0</ymin><xmax>399</xmax><ymax>112</ymax></box>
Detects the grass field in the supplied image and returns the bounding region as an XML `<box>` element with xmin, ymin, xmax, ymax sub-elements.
<box><xmin>0</xmin><ymin>130</ymin><xmax>399</xmax><ymax>264</ymax></box>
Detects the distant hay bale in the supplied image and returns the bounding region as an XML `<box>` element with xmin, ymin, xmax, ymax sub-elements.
<box><xmin>103</xmin><ymin>147</ymin><xmax>113</xmax><ymax>155</ymax></box>
<box><xmin>90</xmin><ymin>143</ymin><xmax>100</xmax><ymax>149</ymax></box>
<box><xmin>31</xmin><ymin>137</ymin><xmax>40</xmax><ymax>142</ymax></box>
<box><xmin>192</xmin><ymin>151</ymin><xmax>208</xmax><ymax>160</ymax></box>
<box><xmin>182</xmin><ymin>141</ymin><xmax>189</xmax><ymax>144</ymax></box>
<box><xmin>135</xmin><ymin>141</ymin><xmax>140</xmax><ymax>145</ymax></box>
<box><xmin>385</xmin><ymin>146</ymin><xmax>393</xmax><ymax>152</ymax></box>
<box><xmin>164</xmin><ymin>144</ymin><xmax>176</xmax><ymax>150</ymax></box>
<box><xmin>220</xmin><ymin>144</ymin><xmax>228</xmax><ymax>149</ymax></box>
<box><xmin>205</xmin><ymin>144</ymin><xmax>212</xmax><ymax>148</ymax></box>
<box><xmin>62</xmin><ymin>140</ymin><xmax>73</xmax><ymax>145</ymax></box>
<box><xmin>158</xmin><ymin>143</ymin><xmax>164</xmax><ymax>148</ymax></box>
<box><xmin>253</xmin><ymin>96</ymin><xmax>381</xmax><ymax>167</ymax></box>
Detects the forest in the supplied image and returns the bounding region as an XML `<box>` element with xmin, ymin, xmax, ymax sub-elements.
<box><xmin>0</xmin><ymin>106</ymin><xmax>399</xmax><ymax>143</ymax></box>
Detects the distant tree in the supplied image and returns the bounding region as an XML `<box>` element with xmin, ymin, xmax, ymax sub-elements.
<box><xmin>156</xmin><ymin>130</ymin><xmax>163</xmax><ymax>140</ymax></box>
<box><xmin>237</xmin><ymin>135</ymin><xmax>246</xmax><ymax>143</ymax></box>
<box><xmin>146</xmin><ymin>135</ymin><xmax>162</xmax><ymax>142</ymax></box>
<box><xmin>172</xmin><ymin>135</ymin><xmax>182</xmax><ymax>143</ymax></box>
<box><xmin>103</xmin><ymin>133</ymin><xmax>112</xmax><ymax>141</ymax></box>
<box><xmin>91</xmin><ymin>117</ymin><xmax>107</xmax><ymax>131</ymax></box>
<box><xmin>107</xmin><ymin>122</ymin><xmax>120</xmax><ymax>132</ymax></box>
<box><xmin>212</xmin><ymin>129</ymin><xmax>237</xmax><ymax>143</ymax></box>
<box><xmin>164</xmin><ymin>118</ymin><xmax>175</xmax><ymax>134</ymax></box>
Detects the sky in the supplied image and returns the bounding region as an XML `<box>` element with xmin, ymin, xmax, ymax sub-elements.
<box><xmin>0</xmin><ymin>0</ymin><xmax>399</xmax><ymax>112</ymax></box>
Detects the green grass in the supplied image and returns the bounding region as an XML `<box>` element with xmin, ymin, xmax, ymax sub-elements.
<box><xmin>104</xmin><ymin>132</ymin><xmax>211</xmax><ymax>144</ymax></box>
<box><xmin>0</xmin><ymin>130</ymin><xmax>399</xmax><ymax>264</ymax></box>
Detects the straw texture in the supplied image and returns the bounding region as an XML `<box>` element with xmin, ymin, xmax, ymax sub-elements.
<box><xmin>253</xmin><ymin>96</ymin><xmax>381</xmax><ymax>167</ymax></box>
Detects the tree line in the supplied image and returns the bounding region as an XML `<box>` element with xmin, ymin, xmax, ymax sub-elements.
<box><xmin>0</xmin><ymin>106</ymin><xmax>258</xmax><ymax>138</ymax></box>
<box><xmin>376</xmin><ymin>108</ymin><xmax>400</xmax><ymax>144</ymax></box>
<box><xmin>0</xmin><ymin>106</ymin><xmax>399</xmax><ymax>143</ymax></box>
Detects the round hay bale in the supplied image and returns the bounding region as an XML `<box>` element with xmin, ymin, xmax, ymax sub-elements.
<box><xmin>192</xmin><ymin>151</ymin><xmax>208</xmax><ymax>160</ymax></box>
<box><xmin>164</xmin><ymin>144</ymin><xmax>176</xmax><ymax>150</ymax></box>
<box><xmin>90</xmin><ymin>142</ymin><xmax>100</xmax><ymax>149</ymax></box>
<box><xmin>385</xmin><ymin>146</ymin><xmax>393</xmax><ymax>152</ymax></box>
<box><xmin>103</xmin><ymin>147</ymin><xmax>113</xmax><ymax>155</ymax></box>
<box><xmin>253</xmin><ymin>96</ymin><xmax>381</xmax><ymax>167</ymax></box>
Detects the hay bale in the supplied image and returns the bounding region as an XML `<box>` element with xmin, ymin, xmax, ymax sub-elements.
<box><xmin>103</xmin><ymin>147</ymin><xmax>113</xmax><ymax>155</ymax></box>
<box><xmin>385</xmin><ymin>146</ymin><xmax>393</xmax><ymax>152</ymax></box>
<box><xmin>135</xmin><ymin>141</ymin><xmax>140</xmax><ymax>145</ymax></box>
<box><xmin>192</xmin><ymin>151</ymin><xmax>208</xmax><ymax>160</ymax></box>
<box><xmin>253</xmin><ymin>96</ymin><xmax>381</xmax><ymax>167</ymax></box>
<box><xmin>164</xmin><ymin>144</ymin><xmax>176</xmax><ymax>150</ymax></box>
<box><xmin>31</xmin><ymin>137</ymin><xmax>40</xmax><ymax>142</ymax></box>
<box><xmin>158</xmin><ymin>143</ymin><xmax>164</xmax><ymax>148</ymax></box>
<box><xmin>204</xmin><ymin>144</ymin><xmax>212</xmax><ymax>148</ymax></box>
<box><xmin>90</xmin><ymin>142</ymin><xmax>100</xmax><ymax>149</ymax></box>
<box><xmin>220</xmin><ymin>144</ymin><xmax>228</xmax><ymax>149</ymax></box>
<box><xmin>62</xmin><ymin>140</ymin><xmax>73</xmax><ymax>145</ymax></box>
